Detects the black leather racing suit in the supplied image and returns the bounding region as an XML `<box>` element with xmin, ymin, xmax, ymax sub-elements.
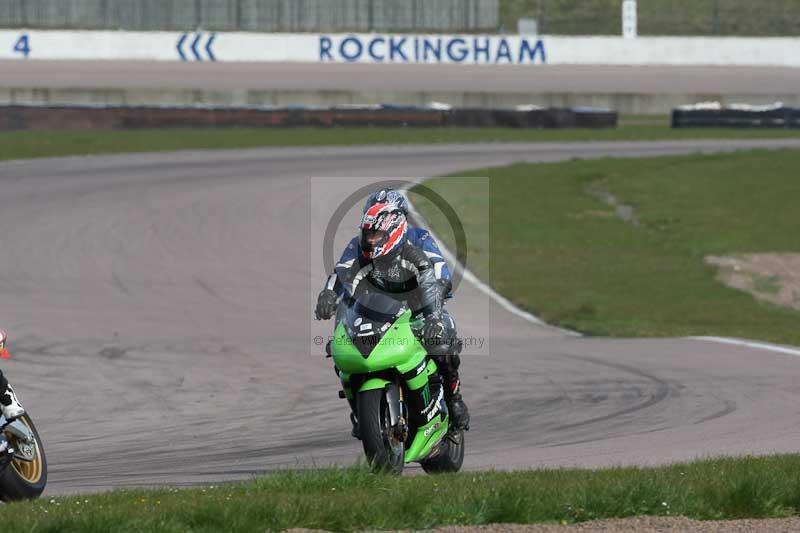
<box><xmin>336</xmin><ymin>241</ymin><xmax>442</xmax><ymax>319</ymax></box>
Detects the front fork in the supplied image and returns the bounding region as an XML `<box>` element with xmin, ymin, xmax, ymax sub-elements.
<box><xmin>0</xmin><ymin>416</ymin><xmax>35</xmax><ymax>467</ymax></box>
<box><xmin>337</xmin><ymin>357</ymin><xmax>441</xmax><ymax>433</ymax></box>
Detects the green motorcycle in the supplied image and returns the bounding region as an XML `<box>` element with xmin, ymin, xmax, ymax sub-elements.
<box><xmin>330</xmin><ymin>291</ymin><xmax>464</xmax><ymax>475</ymax></box>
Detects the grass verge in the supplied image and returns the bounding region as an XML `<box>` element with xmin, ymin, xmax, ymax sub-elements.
<box><xmin>2</xmin><ymin>125</ymin><xmax>800</xmax><ymax>162</ymax></box>
<box><xmin>499</xmin><ymin>0</ymin><xmax>800</xmax><ymax>36</ymax></box>
<box><xmin>412</xmin><ymin>149</ymin><xmax>800</xmax><ymax>345</ymax></box>
<box><xmin>4</xmin><ymin>455</ymin><xmax>800</xmax><ymax>531</ymax></box>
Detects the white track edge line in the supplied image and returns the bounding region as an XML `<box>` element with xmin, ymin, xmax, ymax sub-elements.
<box><xmin>403</xmin><ymin>180</ymin><xmax>800</xmax><ymax>350</ymax></box>
<box><xmin>402</xmin><ymin>179</ymin><xmax>581</xmax><ymax>338</ymax></box>
<box><xmin>687</xmin><ymin>336</ymin><xmax>800</xmax><ymax>357</ymax></box>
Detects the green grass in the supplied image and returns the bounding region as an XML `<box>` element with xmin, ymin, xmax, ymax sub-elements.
<box><xmin>500</xmin><ymin>0</ymin><xmax>800</xmax><ymax>36</ymax></box>
<box><xmin>4</xmin><ymin>455</ymin><xmax>800</xmax><ymax>531</ymax></box>
<box><xmin>2</xmin><ymin>126</ymin><xmax>800</xmax><ymax>161</ymax></box>
<box><xmin>414</xmin><ymin>149</ymin><xmax>800</xmax><ymax>345</ymax></box>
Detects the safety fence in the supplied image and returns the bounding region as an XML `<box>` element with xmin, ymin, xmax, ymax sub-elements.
<box><xmin>501</xmin><ymin>0</ymin><xmax>800</xmax><ymax>36</ymax></box>
<box><xmin>3</xmin><ymin>0</ymin><xmax>799</xmax><ymax>35</ymax></box>
<box><xmin>0</xmin><ymin>0</ymin><xmax>498</xmax><ymax>32</ymax></box>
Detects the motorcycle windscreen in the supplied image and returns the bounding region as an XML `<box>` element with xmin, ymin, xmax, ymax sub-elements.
<box><xmin>345</xmin><ymin>292</ymin><xmax>406</xmax><ymax>357</ymax></box>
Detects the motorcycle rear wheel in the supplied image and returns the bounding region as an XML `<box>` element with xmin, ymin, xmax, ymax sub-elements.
<box><xmin>420</xmin><ymin>429</ymin><xmax>464</xmax><ymax>474</ymax></box>
<box><xmin>0</xmin><ymin>414</ymin><xmax>47</xmax><ymax>501</ymax></box>
<box><xmin>358</xmin><ymin>388</ymin><xmax>404</xmax><ymax>475</ymax></box>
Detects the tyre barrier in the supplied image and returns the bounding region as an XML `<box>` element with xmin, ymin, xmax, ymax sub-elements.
<box><xmin>672</xmin><ymin>103</ymin><xmax>800</xmax><ymax>129</ymax></box>
<box><xmin>0</xmin><ymin>103</ymin><xmax>617</xmax><ymax>130</ymax></box>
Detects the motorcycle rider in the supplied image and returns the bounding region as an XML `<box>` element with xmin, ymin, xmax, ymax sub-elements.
<box><xmin>0</xmin><ymin>331</ymin><xmax>25</xmax><ymax>421</ymax></box>
<box><xmin>315</xmin><ymin>188</ymin><xmax>469</xmax><ymax>432</ymax></box>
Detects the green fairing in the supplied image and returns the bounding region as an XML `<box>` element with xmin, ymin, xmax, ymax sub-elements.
<box><xmin>359</xmin><ymin>378</ymin><xmax>390</xmax><ymax>392</ymax></box>
<box><xmin>407</xmin><ymin>359</ymin><xmax>439</xmax><ymax>392</ymax></box>
<box><xmin>405</xmin><ymin>360</ymin><xmax>447</xmax><ymax>462</ymax></box>
<box><xmin>405</xmin><ymin>414</ymin><xmax>450</xmax><ymax>463</ymax></box>
<box><xmin>331</xmin><ymin>307</ymin><xmax>452</xmax><ymax>466</ymax></box>
<box><xmin>331</xmin><ymin>310</ymin><xmax>427</xmax><ymax>374</ymax></box>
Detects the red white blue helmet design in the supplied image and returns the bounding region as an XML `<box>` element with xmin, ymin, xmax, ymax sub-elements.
<box><xmin>363</xmin><ymin>188</ymin><xmax>408</xmax><ymax>217</ymax></box>
<box><xmin>359</xmin><ymin>193</ymin><xmax>408</xmax><ymax>259</ymax></box>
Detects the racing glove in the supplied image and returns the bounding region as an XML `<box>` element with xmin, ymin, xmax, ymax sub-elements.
<box><xmin>315</xmin><ymin>288</ymin><xmax>339</xmax><ymax>320</ymax></box>
<box><xmin>422</xmin><ymin>313</ymin><xmax>446</xmax><ymax>346</ymax></box>
<box><xmin>438</xmin><ymin>278</ymin><xmax>453</xmax><ymax>300</ymax></box>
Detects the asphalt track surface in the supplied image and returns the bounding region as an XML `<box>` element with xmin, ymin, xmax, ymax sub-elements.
<box><xmin>3</xmin><ymin>139</ymin><xmax>800</xmax><ymax>495</ymax></box>
<box><xmin>4</xmin><ymin>60</ymin><xmax>800</xmax><ymax>94</ymax></box>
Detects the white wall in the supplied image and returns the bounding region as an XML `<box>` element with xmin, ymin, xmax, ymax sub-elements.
<box><xmin>1</xmin><ymin>30</ymin><xmax>799</xmax><ymax>67</ymax></box>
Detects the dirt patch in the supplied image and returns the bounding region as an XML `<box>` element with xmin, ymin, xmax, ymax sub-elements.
<box><xmin>287</xmin><ymin>516</ymin><xmax>800</xmax><ymax>532</ymax></box>
<box><xmin>585</xmin><ymin>182</ymin><xmax>641</xmax><ymax>227</ymax></box>
<box><xmin>706</xmin><ymin>253</ymin><xmax>800</xmax><ymax>310</ymax></box>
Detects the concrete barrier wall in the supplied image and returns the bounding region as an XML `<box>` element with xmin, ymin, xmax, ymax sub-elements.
<box><xmin>2</xmin><ymin>30</ymin><xmax>800</xmax><ymax>66</ymax></box>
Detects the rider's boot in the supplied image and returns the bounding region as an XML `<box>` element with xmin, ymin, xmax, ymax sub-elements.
<box><xmin>435</xmin><ymin>338</ymin><xmax>469</xmax><ymax>430</ymax></box>
<box><xmin>444</xmin><ymin>377</ymin><xmax>470</xmax><ymax>431</ymax></box>
<box><xmin>0</xmin><ymin>383</ymin><xmax>25</xmax><ymax>421</ymax></box>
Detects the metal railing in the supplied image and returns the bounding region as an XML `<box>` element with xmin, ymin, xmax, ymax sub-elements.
<box><xmin>501</xmin><ymin>0</ymin><xmax>800</xmax><ymax>36</ymax></box>
<box><xmin>0</xmin><ymin>0</ymin><xmax>499</xmax><ymax>32</ymax></box>
<box><xmin>3</xmin><ymin>0</ymin><xmax>798</xmax><ymax>35</ymax></box>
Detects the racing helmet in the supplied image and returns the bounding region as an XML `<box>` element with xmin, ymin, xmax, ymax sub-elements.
<box><xmin>363</xmin><ymin>188</ymin><xmax>408</xmax><ymax>217</ymax></box>
<box><xmin>359</xmin><ymin>197</ymin><xmax>408</xmax><ymax>259</ymax></box>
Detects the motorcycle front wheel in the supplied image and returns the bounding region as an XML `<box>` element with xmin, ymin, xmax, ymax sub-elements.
<box><xmin>0</xmin><ymin>414</ymin><xmax>47</xmax><ymax>501</ymax></box>
<box><xmin>358</xmin><ymin>388</ymin><xmax>404</xmax><ymax>475</ymax></box>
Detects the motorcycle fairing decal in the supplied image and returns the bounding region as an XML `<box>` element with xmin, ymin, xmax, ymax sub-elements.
<box><xmin>404</xmin><ymin>413</ymin><xmax>449</xmax><ymax>464</ymax></box>
<box><xmin>422</xmin><ymin>385</ymin><xmax>444</xmax><ymax>422</ymax></box>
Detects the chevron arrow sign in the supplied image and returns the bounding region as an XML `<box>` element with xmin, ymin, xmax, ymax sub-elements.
<box><xmin>176</xmin><ymin>32</ymin><xmax>216</xmax><ymax>61</ymax></box>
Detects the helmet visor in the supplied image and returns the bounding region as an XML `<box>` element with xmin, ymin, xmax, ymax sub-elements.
<box><xmin>361</xmin><ymin>229</ymin><xmax>388</xmax><ymax>251</ymax></box>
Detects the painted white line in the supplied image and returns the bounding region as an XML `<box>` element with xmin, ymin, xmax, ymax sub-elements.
<box><xmin>404</xmin><ymin>181</ymin><xmax>800</xmax><ymax>349</ymax></box>
<box><xmin>403</xmin><ymin>180</ymin><xmax>580</xmax><ymax>337</ymax></box>
<box><xmin>688</xmin><ymin>336</ymin><xmax>800</xmax><ymax>357</ymax></box>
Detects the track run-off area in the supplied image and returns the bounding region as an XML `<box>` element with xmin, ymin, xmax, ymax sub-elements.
<box><xmin>2</xmin><ymin>139</ymin><xmax>800</xmax><ymax>494</ymax></box>
<box><xmin>4</xmin><ymin>61</ymin><xmax>800</xmax><ymax>95</ymax></box>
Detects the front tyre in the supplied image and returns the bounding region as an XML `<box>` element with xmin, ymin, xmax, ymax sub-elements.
<box><xmin>420</xmin><ymin>429</ymin><xmax>464</xmax><ymax>474</ymax></box>
<box><xmin>358</xmin><ymin>389</ymin><xmax>404</xmax><ymax>475</ymax></box>
<box><xmin>0</xmin><ymin>414</ymin><xmax>47</xmax><ymax>501</ymax></box>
